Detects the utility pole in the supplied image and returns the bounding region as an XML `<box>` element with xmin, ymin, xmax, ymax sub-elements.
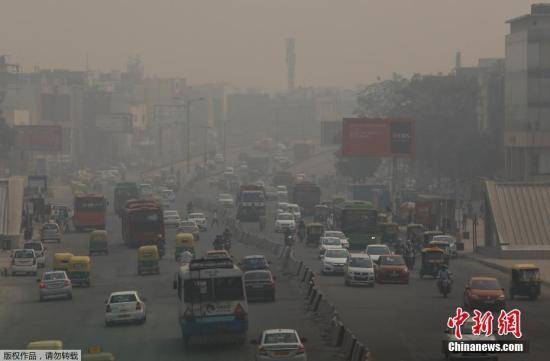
<box><xmin>185</xmin><ymin>97</ymin><xmax>205</xmax><ymax>173</ymax></box>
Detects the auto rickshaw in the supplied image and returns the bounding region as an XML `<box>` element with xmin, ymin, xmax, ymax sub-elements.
<box><xmin>175</xmin><ymin>233</ymin><xmax>195</xmax><ymax>261</ymax></box>
<box><xmin>305</xmin><ymin>223</ymin><xmax>324</xmax><ymax>246</ymax></box>
<box><xmin>67</xmin><ymin>256</ymin><xmax>91</xmax><ymax>287</ymax></box>
<box><xmin>314</xmin><ymin>204</ymin><xmax>330</xmax><ymax>223</ymax></box>
<box><xmin>138</xmin><ymin>245</ymin><xmax>160</xmax><ymax>275</ymax></box>
<box><xmin>422</xmin><ymin>230</ymin><xmax>443</xmax><ymax>248</ymax></box>
<box><xmin>89</xmin><ymin>230</ymin><xmax>108</xmax><ymax>256</ymax></box>
<box><xmin>406</xmin><ymin>223</ymin><xmax>425</xmax><ymax>242</ymax></box>
<box><xmin>428</xmin><ymin>240</ymin><xmax>451</xmax><ymax>263</ymax></box>
<box><xmin>27</xmin><ymin>340</ymin><xmax>64</xmax><ymax>350</ymax></box>
<box><xmin>380</xmin><ymin>222</ymin><xmax>400</xmax><ymax>245</ymax></box>
<box><xmin>509</xmin><ymin>264</ymin><xmax>541</xmax><ymax>300</ymax></box>
<box><xmin>419</xmin><ymin>247</ymin><xmax>447</xmax><ymax>279</ymax></box>
<box><xmin>53</xmin><ymin>252</ymin><xmax>74</xmax><ymax>271</ymax></box>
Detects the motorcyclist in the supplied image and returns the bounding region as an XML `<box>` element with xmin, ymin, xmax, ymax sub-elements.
<box><xmin>179</xmin><ymin>250</ymin><xmax>194</xmax><ymax>264</ymax></box>
<box><xmin>403</xmin><ymin>241</ymin><xmax>416</xmax><ymax>269</ymax></box>
<box><xmin>213</xmin><ymin>235</ymin><xmax>224</xmax><ymax>250</ymax></box>
<box><xmin>437</xmin><ymin>264</ymin><xmax>451</xmax><ymax>281</ymax></box>
<box><xmin>283</xmin><ymin>228</ymin><xmax>294</xmax><ymax>247</ymax></box>
<box><xmin>222</xmin><ymin>227</ymin><xmax>232</xmax><ymax>241</ymax></box>
<box><xmin>297</xmin><ymin>220</ymin><xmax>306</xmax><ymax>242</ymax></box>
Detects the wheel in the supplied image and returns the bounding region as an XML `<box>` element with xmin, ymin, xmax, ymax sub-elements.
<box><xmin>140</xmin><ymin>315</ymin><xmax>146</xmax><ymax>324</ymax></box>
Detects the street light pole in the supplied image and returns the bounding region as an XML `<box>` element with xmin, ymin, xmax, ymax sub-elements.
<box><xmin>185</xmin><ymin>97</ymin><xmax>205</xmax><ymax>173</ymax></box>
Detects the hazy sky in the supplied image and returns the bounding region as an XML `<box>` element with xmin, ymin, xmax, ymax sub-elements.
<box><xmin>0</xmin><ymin>0</ymin><xmax>540</xmax><ymax>90</ymax></box>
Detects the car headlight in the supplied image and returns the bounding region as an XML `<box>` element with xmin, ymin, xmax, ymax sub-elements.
<box><xmin>470</xmin><ymin>294</ymin><xmax>480</xmax><ymax>300</ymax></box>
<box><xmin>498</xmin><ymin>294</ymin><xmax>505</xmax><ymax>300</ymax></box>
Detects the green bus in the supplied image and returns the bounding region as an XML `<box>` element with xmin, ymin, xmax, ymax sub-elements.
<box><xmin>335</xmin><ymin>200</ymin><xmax>379</xmax><ymax>250</ymax></box>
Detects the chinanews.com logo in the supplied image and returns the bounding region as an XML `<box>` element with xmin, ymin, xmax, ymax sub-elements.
<box><xmin>443</xmin><ymin>307</ymin><xmax>529</xmax><ymax>354</ymax></box>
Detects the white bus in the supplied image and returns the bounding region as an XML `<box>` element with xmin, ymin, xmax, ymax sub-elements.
<box><xmin>174</xmin><ymin>257</ymin><xmax>248</xmax><ymax>346</ymax></box>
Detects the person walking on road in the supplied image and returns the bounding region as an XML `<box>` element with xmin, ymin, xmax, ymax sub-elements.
<box><xmin>212</xmin><ymin>209</ymin><xmax>219</xmax><ymax>228</ymax></box>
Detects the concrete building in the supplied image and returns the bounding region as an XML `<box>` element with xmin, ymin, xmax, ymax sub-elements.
<box><xmin>505</xmin><ymin>4</ymin><xmax>550</xmax><ymax>180</ymax></box>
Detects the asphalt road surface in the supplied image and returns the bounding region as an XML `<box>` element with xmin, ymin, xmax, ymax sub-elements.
<box><xmin>0</xmin><ymin>185</ymin><xmax>335</xmax><ymax>361</ymax></box>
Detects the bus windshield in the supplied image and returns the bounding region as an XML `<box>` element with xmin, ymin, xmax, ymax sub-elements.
<box><xmin>75</xmin><ymin>198</ymin><xmax>106</xmax><ymax>211</ymax></box>
<box><xmin>342</xmin><ymin>210</ymin><xmax>377</xmax><ymax>232</ymax></box>
<box><xmin>130</xmin><ymin>211</ymin><xmax>161</xmax><ymax>231</ymax></box>
<box><xmin>184</xmin><ymin>277</ymin><xmax>244</xmax><ymax>303</ymax></box>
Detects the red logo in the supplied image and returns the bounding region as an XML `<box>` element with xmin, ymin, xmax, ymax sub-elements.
<box><xmin>447</xmin><ymin>308</ymin><xmax>523</xmax><ymax>340</ymax></box>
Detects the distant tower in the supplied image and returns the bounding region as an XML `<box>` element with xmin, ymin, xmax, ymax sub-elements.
<box><xmin>455</xmin><ymin>51</ymin><xmax>462</xmax><ymax>70</ymax></box>
<box><xmin>286</xmin><ymin>38</ymin><xmax>296</xmax><ymax>93</ymax></box>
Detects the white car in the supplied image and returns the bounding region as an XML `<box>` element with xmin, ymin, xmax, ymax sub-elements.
<box><xmin>320</xmin><ymin>247</ymin><xmax>349</xmax><ymax>275</ymax></box>
<box><xmin>24</xmin><ymin>241</ymin><xmax>46</xmax><ymax>268</ymax></box>
<box><xmin>323</xmin><ymin>231</ymin><xmax>349</xmax><ymax>249</ymax></box>
<box><xmin>276</xmin><ymin>190</ymin><xmax>289</xmax><ymax>202</ymax></box>
<box><xmin>365</xmin><ymin>244</ymin><xmax>392</xmax><ymax>263</ymax></box>
<box><xmin>287</xmin><ymin>203</ymin><xmax>301</xmax><ymax>221</ymax></box>
<box><xmin>276</xmin><ymin>185</ymin><xmax>288</xmax><ymax>192</ymax></box>
<box><xmin>10</xmin><ymin>249</ymin><xmax>37</xmax><ymax>276</ymax></box>
<box><xmin>318</xmin><ymin>237</ymin><xmax>342</xmax><ymax>257</ymax></box>
<box><xmin>275</xmin><ymin>213</ymin><xmax>296</xmax><ymax>233</ymax></box>
<box><xmin>189</xmin><ymin>213</ymin><xmax>207</xmax><ymax>230</ymax></box>
<box><xmin>163</xmin><ymin>210</ymin><xmax>181</xmax><ymax>227</ymax></box>
<box><xmin>444</xmin><ymin>319</ymin><xmax>497</xmax><ymax>360</ymax></box>
<box><xmin>345</xmin><ymin>254</ymin><xmax>375</xmax><ymax>286</ymax></box>
<box><xmin>105</xmin><ymin>291</ymin><xmax>146</xmax><ymax>326</ymax></box>
<box><xmin>253</xmin><ymin>328</ymin><xmax>307</xmax><ymax>361</ymax></box>
<box><xmin>433</xmin><ymin>235</ymin><xmax>458</xmax><ymax>257</ymax></box>
<box><xmin>218</xmin><ymin>193</ymin><xmax>234</xmax><ymax>208</ymax></box>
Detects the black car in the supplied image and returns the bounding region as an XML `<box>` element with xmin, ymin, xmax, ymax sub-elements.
<box><xmin>244</xmin><ymin>270</ymin><xmax>276</xmax><ymax>302</ymax></box>
<box><xmin>240</xmin><ymin>255</ymin><xmax>270</xmax><ymax>271</ymax></box>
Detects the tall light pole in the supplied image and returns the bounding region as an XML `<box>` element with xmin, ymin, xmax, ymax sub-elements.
<box><xmin>185</xmin><ymin>97</ymin><xmax>205</xmax><ymax>173</ymax></box>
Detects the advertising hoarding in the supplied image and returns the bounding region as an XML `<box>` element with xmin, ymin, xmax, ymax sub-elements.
<box><xmin>14</xmin><ymin>125</ymin><xmax>63</xmax><ymax>151</ymax></box>
<box><xmin>342</xmin><ymin>118</ymin><xmax>414</xmax><ymax>157</ymax></box>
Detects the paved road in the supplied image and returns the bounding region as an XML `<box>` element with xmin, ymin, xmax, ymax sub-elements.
<box><xmin>0</xmin><ymin>185</ymin><xmax>334</xmax><ymax>361</ymax></box>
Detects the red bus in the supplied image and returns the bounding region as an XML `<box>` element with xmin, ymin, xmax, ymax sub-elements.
<box><xmin>121</xmin><ymin>199</ymin><xmax>165</xmax><ymax>249</ymax></box>
<box><xmin>73</xmin><ymin>193</ymin><xmax>107</xmax><ymax>231</ymax></box>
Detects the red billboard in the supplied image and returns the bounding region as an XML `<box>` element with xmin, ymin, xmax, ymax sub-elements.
<box><xmin>342</xmin><ymin>118</ymin><xmax>414</xmax><ymax>157</ymax></box>
<box><xmin>14</xmin><ymin>125</ymin><xmax>63</xmax><ymax>151</ymax></box>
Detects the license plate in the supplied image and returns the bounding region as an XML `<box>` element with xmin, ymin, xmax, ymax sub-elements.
<box><xmin>118</xmin><ymin>314</ymin><xmax>131</xmax><ymax>318</ymax></box>
<box><xmin>274</xmin><ymin>351</ymin><xmax>289</xmax><ymax>356</ymax></box>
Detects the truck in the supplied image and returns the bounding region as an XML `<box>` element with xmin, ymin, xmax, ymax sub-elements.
<box><xmin>291</xmin><ymin>181</ymin><xmax>321</xmax><ymax>216</ymax></box>
<box><xmin>73</xmin><ymin>193</ymin><xmax>107</xmax><ymax>231</ymax></box>
<box><xmin>121</xmin><ymin>199</ymin><xmax>165</xmax><ymax>249</ymax></box>
<box><xmin>236</xmin><ymin>185</ymin><xmax>266</xmax><ymax>222</ymax></box>
<box><xmin>114</xmin><ymin>182</ymin><xmax>139</xmax><ymax>217</ymax></box>
<box><xmin>350</xmin><ymin>184</ymin><xmax>391</xmax><ymax>211</ymax></box>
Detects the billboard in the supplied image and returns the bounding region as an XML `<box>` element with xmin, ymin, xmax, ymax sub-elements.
<box><xmin>14</xmin><ymin>125</ymin><xmax>63</xmax><ymax>151</ymax></box>
<box><xmin>320</xmin><ymin>120</ymin><xmax>341</xmax><ymax>146</ymax></box>
<box><xmin>342</xmin><ymin>118</ymin><xmax>414</xmax><ymax>157</ymax></box>
<box><xmin>95</xmin><ymin>113</ymin><xmax>133</xmax><ymax>133</ymax></box>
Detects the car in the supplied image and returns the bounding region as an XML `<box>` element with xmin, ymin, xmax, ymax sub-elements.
<box><xmin>205</xmin><ymin>250</ymin><xmax>232</xmax><ymax>259</ymax></box>
<box><xmin>215</xmin><ymin>153</ymin><xmax>224</xmax><ymax>163</ymax></box>
<box><xmin>38</xmin><ymin>271</ymin><xmax>72</xmax><ymax>301</ymax></box>
<box><xmin>252</xmin><ymin>329</ymin><xmax>307</xmax><ymax>361</ymax></box>
<box><xmin>276</xmin><ymin>190</ymin><xmax>289</xmax><ymax>202</ymax></box>
<box><xmin>217</xmin><ymin>193</ymin><xmax>234</xmax><ymax>208</ymax></box>
<box><xmin>463</xmin><ymin>277</ymin><xmax>506</xmax><ymax>311</ymax></box>
<box><xmin>323</xmin><ymin>230</ymin><xmax>349</xmax><ymax>249</ymax></box>
<box><xmin>41</xmin><ymin>222</ymin><xmax>61</xmax><ymax>243</ymax></box>
<box><xmin>320</xmin><ymin>247</ymin><xmax>349</xmax><ymax>275</ymax></box>
<box><xmin>318</xmin><ymin>237</ymin><xmax>343</xmax><ymax>257</ymax></box>
<box><xmin>105</xmin><ymin>291</ymin><xmax>146</xmax><ymax>326</ymax></box>
<box><xmin>24</xmin><ymin>241</ymin><xmax>46</xmax><ymax>268</ymax></box>
<box><xmin>240</xmin><ymin>255</ymin><xmax>270</xmax><ymax>271</ymax></box>
<box><xmin>139</xmin><ymin>183</ymin><xmax>153</xmax><ymax>197</ymax></box>
<box><xmin>10</xmin><ymin>249</ymin><xmax>38</xmax><ymax>276</ymax></box>
<box><xmin>375</xmin><ymin>255</ymin><xmax>409</xmax><ymax>284</ymax></box>
<box><xmin>275</xmin><ymin>212</ymin><xmax>296</xmax><ymax>233</ymax></box>
<box><xmin>188</xmin><ymin>213</ymin><xmax>207</xmax><ymax>230</ymax></box>
<box><xmin>444</xmin><ymin>319</ymin><xmax>497</xmax><ymax>360</ymax></box>
<box><xmin>244</xmin><ymin>270</ymin><xmax>276</xmax><ymax>302</ymax></box>
<box><xmin>287</xmin><ymin>203</ymin><xmax>301</xmax><ymax>221</ymax></box>
<box><xmin>160</xmin><ymin>189</ymin><xmax>176</xmax><ymax>203</ymax></box>
<box><xmin>345</xmin><ymin>253</ymin><xmax>375</xmax><ymax>286</ymax></box>
<box><xmin>432</xmin><ymin>235</ymin><xmax>458</xmax><ymax>257</ymax></box>
<box><xmin>296</xmin><ymin>173</ymin><xmax>306</xmax><ymax>182</ymax></box>
<box><xmin>365</xmin><ymin>244</ymin><xmax>392</xmax><ymax>263</ymax></box>
<box><xmin>163</xmin><ymin>210</ymin><xmax>181</xmax><ymax>227</ymax></box>
<box><xmin>177</xmin><ymin>220</ymin><xmax>201</xmax><ymax>241</ymax></box>
<box><xmin>224</xmin><ymin>166</ymin><xmax>234</xmax><ymax>175</ymax></box>
<box><xmin>276</xmin><ymin>185</ymin><xmax>288</xmax><ymax>192</ymax></box>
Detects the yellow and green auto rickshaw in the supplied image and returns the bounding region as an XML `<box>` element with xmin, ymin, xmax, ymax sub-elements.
<box><xmin>175</xmin><ymin>233</ymin><xmax>195</xmax><ymax>261</ymax></box>
<box><xmin>509</xmin><ymin>264</ymin><xmax>541</xmax><ymax>300</ymax></box>
<box><xmin>305</xmin><ymin>223</ymin><xmax>324</xmax><ymax>246</ymax></box>
<box><xmin>27</xmin><ymin>340</ymin><xmax>64</xmax><ymax>350</ymax></box>
<box><xmin>137</xmin><ymin>245</ymin><xmax>160</xmax><ymax>275</ymax></box>
<box><xmin>89</xmin><ymin>230</ymin><xmax>108</xmax><ymax>256</ymax></box>
<box><xmin>419</xmin><ymin>247</ymin><xmax>447</xmax><ymax>279</ymax></box>
<box><xmin>53</xmin><ymin>252</ymin><xmax>74</xmax><ymax>271</ymax></box>
<box><xmin>67</xmin><ymin>256</ymin><xmax>91</xmax><ymax>287</ymax></box>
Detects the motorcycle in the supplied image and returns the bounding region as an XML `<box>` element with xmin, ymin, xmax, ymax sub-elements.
<box><xmin>438</xmin><ymin>277</ymin><xmax>453</xmax><ymax>298</ymax></box>
<box><xmin>284</xmin><ymin>234</ymin><xmax>295</xmax><ymax>247</ymax></box>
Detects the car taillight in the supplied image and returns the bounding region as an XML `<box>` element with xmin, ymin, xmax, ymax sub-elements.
<box><xmin>297</xmin><ymin>344</ymin><xmax>305</xmax><ymax>354</ymax></box>
<box><xmin>258</xmin><ymin>347</ymin><xmax>268</xmax><ymax>356</ymax></box>
<box><xmin>136</xmin><ymin>302</ymin><xmax>142</xmax><ymax>310</ymax></box>
<box><xmin>234</xmin><ymin>303</ymin><xmax>247</xmax><ymax>321</ymax></box>
<box><xmin>39</xmin><ymin>282</ymin><xmax>46</xmax><ymax>289</ymax></box>
<box><xmin>106</xmin><ymin>305</ymin><xmax>111</xmax><ymax>312</ymax></box>
<box><xmin>403</xmin><ymin>268</ymin><xmax>409</xmax><ymax>274</ymax></box>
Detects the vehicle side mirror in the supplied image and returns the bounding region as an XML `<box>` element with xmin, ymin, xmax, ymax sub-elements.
<box><xmin>250</xmin><ymin>340</ymin><xmax>258</xmax><ymax>345</ymax></box>
<box><xmin>300</xmin><ymin>337</ymin><xmax>307</xmax><ymax>343</ymax></box>
<box><xmin>173</xmin><ymin>280</ymin><xmax>177</xmax><ymax>290</ymax></box>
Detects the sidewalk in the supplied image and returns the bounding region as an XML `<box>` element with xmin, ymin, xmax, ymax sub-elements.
<box><xmin>460</xmin><ymin>217</ymin><xmax>550</xmax><ymax>287</ymax></box>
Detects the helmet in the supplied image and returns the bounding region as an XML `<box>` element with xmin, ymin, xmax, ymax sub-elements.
<box><xmin>441</xmin><ymin>264</ymin><xmax>448</xmax><ymax>269</ymax></box>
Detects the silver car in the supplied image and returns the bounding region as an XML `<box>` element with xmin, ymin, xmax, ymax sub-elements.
<box><xmin>41</xmin><ymin>222</ymin><xmax>61</xmax><ymax>243</ymax></box>
<box><xmin>38</xmin><ymin>271</ymin><xmax>72</xmax><ymax>301</ymax></box>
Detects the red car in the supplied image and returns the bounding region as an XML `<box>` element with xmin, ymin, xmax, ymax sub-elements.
<box><xmin>463</xmin><ymin>277</ymin><xmax>506</xmax><ymax>311</ymax></box>
<box><xmin>376</xmin><ymin>255</ymin><xmax>409</xmax><ymax>284</ymax></box>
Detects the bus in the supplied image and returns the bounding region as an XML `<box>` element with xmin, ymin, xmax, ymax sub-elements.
<box><xmin>121</xmin><ymin>199</ymin><xmax>164</xmax><ymax>249</ymax></box>
<box><xmin>174</xmin><ymin>257</ymin><xmax>248</xmax><ymax>346</ymax></box>
<box><xmin>335</xmin><ymin>200</ymin><xmax>379</xmax><ymax>250</ymax></box>
<box><xmin>114</xmin><ymin>182</ymin><xmax>139</xmax><ymax>216</ymax></box>
<box><xmin>73</xmin><ymin>193</ymin><xmax>107</xmax><ymax>232</ymax></box>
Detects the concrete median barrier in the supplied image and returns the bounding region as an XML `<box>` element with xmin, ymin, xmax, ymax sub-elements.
<box><xmin>351</xmin><ymin>341</ymin><xmax>365</xmax><ymax>361</ymax></box>
<box><xmin>317</xmin><ymin>298</ymin><xmax>335</xmax><ymax>326</ymax></box>
<box><xmin>341</xmin><ymin>329</ymin><xmax>357</xmax><ymax>361</ymax></box>
<box><xmin>307</xmin><ymin>286</ymin><xmax>318</xmax><ymax>306</ymax></box>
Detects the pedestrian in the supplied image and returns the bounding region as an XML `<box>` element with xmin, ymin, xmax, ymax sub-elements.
<box><xmin>212</xmin><ymin>209</ymin><xmax>219</xmax><ymax>228</ymax></box>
